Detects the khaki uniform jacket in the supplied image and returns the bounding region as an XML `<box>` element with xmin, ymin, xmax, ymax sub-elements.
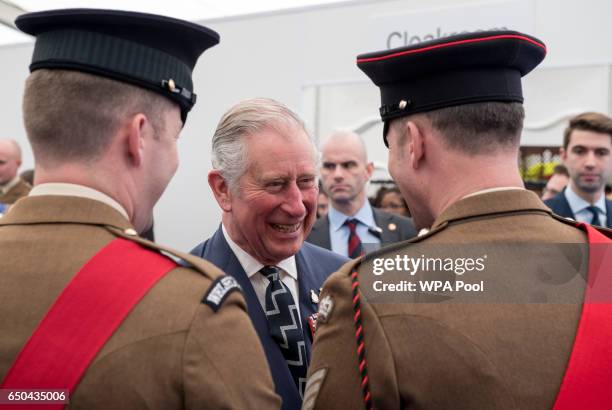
<box><xmin>0</xmin><ymin>178</ymin><xmax>31</xmax><ymax>205</ymax></box>
<box><xmin>0</xmin><ymin>195</ymin><xmax>281</xmax><ymax>409</ymax></box>
<box><xmin>306</xmin><ymin>190</ymin><xmax>595</xmax><ymax>410</ymax></box>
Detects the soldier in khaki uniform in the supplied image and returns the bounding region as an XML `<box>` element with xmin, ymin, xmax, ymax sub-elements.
<box><xmin>0</xmin><ymin>9</ymin><xmax>280</xmax><ymax>409</ymax></box>
<box><xmin>0</xmin><ymin>139</ymin><xmax>31</xmax><ymax>207</ymax></box>
<box><xmin>305</xmin><ymin>31</ymin><xmax>607</xmax><ymax>409</ymax></box>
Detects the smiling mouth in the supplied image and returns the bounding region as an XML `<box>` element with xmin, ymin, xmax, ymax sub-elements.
<box><xmin>270</xmin><ymin>222</ymin><xmax>301</xmax><ymax>233</ymax></box>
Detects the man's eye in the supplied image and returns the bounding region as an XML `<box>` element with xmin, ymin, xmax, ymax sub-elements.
<box><xmin>298</xmin><ymin>178</ymin><xmax>315</xmax><ymax>188</ymax></box>
<box><xmin>322</xmin><ymin>163</ymin><xmax>336</xmax><ymax>170</ymax></box>
<box><xmin>266</xmin><ymin>181</ymin><xmax>285</xmax><ymax>191</ymax></box>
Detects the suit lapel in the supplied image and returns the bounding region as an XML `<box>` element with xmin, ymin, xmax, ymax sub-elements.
<box><xmin>201</xmin><ymin>228</ymin><xmax>300</xmax><ymax>404</ymax></box>
<box><xmin>606</xmin><ymin>199</ymin><xmax>612</xmax><ymax>228</ymax></box>
<box><xmin>373</xmin><ymin>208</ymin><xmax>400</xmax><ymax>244</ymax></box>
<box><xmin>310</xmin><ymin>216</ymin><xmax>332</xmax><ymax>249</ymax></box>
<box><xmin>295</xmin><ymin>249</ymin><xmax>320</xmax><ymax>362</ymax></box>
<box><xmin>557</xmin><ymin>190</ymin><xmax>577</xmax><ymax>219</ymax></box>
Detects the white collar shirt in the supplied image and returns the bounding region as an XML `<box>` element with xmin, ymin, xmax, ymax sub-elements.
<box><xmin>221</xmin><ymin>224</ymin><xmax>301</xmax><ymax>319</ymax></box>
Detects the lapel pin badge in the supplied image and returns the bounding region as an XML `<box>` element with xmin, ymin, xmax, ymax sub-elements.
<box><xmin>310</xmin><ymin>289</ymin><xmax>320</xmax><ymax>304</ymax></box>
<box><xmin>388</xmin><ymin>222</ymin><xmax>397</xmax><ymax>231</ymax></box>
<box><xmin>317</xmin><ymin>295</ymin><xmax>334</xmax><ymax>324</ymax></box>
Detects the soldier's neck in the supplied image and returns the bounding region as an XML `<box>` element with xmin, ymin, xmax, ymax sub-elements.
<box><xmin>429</xmin><ymin>157</ymin><xmax>524</xmax><ymax>225</ymax></box>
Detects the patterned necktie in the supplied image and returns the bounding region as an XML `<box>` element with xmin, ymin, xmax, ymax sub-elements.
<box><xmin>260</xmin><ymin>266</ymin><xmax>308</xmax><ymax>398</ymax></box>
<box><xmin>587</xmin><ymin>205</ymin><xmax>602</xmax><ymax>226</ymax></box>
<box><xmin>345</xmin><ymin>218</ymin><xmax>364</xmax><ymax>258</ymax></box>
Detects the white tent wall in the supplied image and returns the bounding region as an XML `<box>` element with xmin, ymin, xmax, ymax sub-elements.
<box><xmin>1</xmin><ymin>0</ymin><xmax>611</xmax><ymax>251</ymax></box>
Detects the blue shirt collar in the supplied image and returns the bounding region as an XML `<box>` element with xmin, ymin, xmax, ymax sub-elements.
<box><xmin>564</xmin><ymin>185</ymin><xmax>607</xmax><ymax>215</ymax></box>
<box><xmin>328</xmin><ymin>200</ymin><xmax>376</xmax><ymax>231</ymax></box>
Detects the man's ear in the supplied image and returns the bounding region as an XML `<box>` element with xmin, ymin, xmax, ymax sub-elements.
<box><xmin>208</xmin><ymin>170</ymin><xmax>233</xmax><ymax>212</ymax></box>
<box><xmin>126</xmin><ymin>114</ymin><xmax>148</xmax><ymax>167</ymax></box>
<box><xmin>405</xmin><ymin>120</ymin><xmax>425</xmax><ymax>169</ymax></box>
<box><xmin>365</xmin><ymin>161</ymin><xmax>375</xmax><ymax>178</ymax></box>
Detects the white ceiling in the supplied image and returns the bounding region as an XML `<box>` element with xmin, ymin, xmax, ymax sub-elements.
<box><xmin>0</xmin><ymin>0</ymin><xmax>355</xmax><ymax>46</ymax></box>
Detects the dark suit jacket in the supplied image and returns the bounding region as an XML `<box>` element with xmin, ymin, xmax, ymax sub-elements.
<box><xmin>190</xmin><ymin>227</ymin><xmax>347</xmax><ymax>410</ymax></box>
<box><xmin>306</xmin><ymin>206</ymin><xmax>417</xmax><ymax>251</ymax></box>
<box><xmin>544</xmin><ymin>189</ymin><xmax>612</xmax><ymax>228</ymax></box>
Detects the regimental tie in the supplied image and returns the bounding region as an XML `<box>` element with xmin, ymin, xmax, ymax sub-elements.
<box><xmin>345</xmin><ymin>218</ymin><xmax>364</xmax><ymax>259</ymax></box>
<box><xmin>586</xmin><ymin>205</ymin><xmax>602</xmax><ymax>227</ymax></box>
<box><xmin>261</xmin><ymin>266</ymin><xmax>308</xmax><ymax>398</ymax></box>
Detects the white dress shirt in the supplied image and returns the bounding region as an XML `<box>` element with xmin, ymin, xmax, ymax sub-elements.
<box><xmin>328</xmin><ymin>200</ymin><xmax>381</xmax><ymax>257</ymax></box>
<box><xmin>221</xmin><ymin>224</ymin><xmax>302</xmax><ymax>319</ymax></box>
<box><xmin>564</xmin><ymin>185</ymin><xmax>607</xmax><ymax>224</ymax></box>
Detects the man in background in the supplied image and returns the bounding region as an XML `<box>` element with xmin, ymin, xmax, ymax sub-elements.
<box><xmin>0</xmin><ymin>139</ymin><xmax>31</xmax><ymax>212</ymax></box>
<box><xmin>316</xmin><ymin>186</ymin><xmax>329</xmax><ymax>218</ymax></box>
<box><xmin>544</xmin><ymin>112</ymin><xmax>612</xmax><ymax>227</ymax></box>
<box><xmin>541</xmin><ymin>164</ymin><xmax>569</xmax><ymax>201</ymax></box>
<box><xmin>307</xmin><ymin>130</ymin><xmax>416</xmax><ymax>258</ymax></box>
<box><xmin>190</xmin><ymin>98</ymin><xmax>346</xmax><ymax>410</ymax></box>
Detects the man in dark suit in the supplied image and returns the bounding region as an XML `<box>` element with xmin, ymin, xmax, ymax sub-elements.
<box><xmin>307</xmin><ymin>131</ymin><xmax>416</xmax><ymax>257</ymax></box>
<box><xmin>0</xmin><ymin>139</ymin><xmax>31</xmax><ymax>210</ymax></box>
<box><xmin>190</xmin><ymin>98</ymin><xmax>347</xmax><ymax>410</ymax></box>
<box><xmin>544</xmin><ymin>112</ymin><xmax>612</xmax><ymax>228</ymax></box>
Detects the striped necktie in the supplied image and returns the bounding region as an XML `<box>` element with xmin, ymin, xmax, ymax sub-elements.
<box><xmin>345</xmin><ymin>218</ymin><xmax>364</xmax><ymax>258</ymax></box>
<box><xmin>260</xmin><ymin>265</ymin><xmax>308</xmax><ymax>398</ymax></box>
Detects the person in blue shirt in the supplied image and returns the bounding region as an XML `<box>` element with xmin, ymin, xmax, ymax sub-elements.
<box><xmin>306</xmin><ymin>130</ymin><xmax>416</xmax><ymax>257</ymax></box>
<box><xmin>544</xmin><ymin>112</ymin><xmax>612</xmax><ymax>228</ymax></box>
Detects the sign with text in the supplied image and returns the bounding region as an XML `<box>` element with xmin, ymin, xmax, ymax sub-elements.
<box><xmin>366</xmin><ymin>0</ymin><xmax>536</xmax><ymax>51</ymax></box>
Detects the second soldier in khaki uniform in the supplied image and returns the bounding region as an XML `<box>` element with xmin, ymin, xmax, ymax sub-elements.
<box><xmin>305</xmin><ymin>31</ymin><xmax>608</xmax><ymax>409</ymax></box>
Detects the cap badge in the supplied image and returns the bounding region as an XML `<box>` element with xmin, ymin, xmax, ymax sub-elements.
<box><xmin>399</xmin><ymin>100</ymin><xmax>408</xmax><ymax>110</ymax></box>
<box><xmin>310</xmin><ymin>289</ymin><xmax>320</xmax><ymax>304</ymax></box>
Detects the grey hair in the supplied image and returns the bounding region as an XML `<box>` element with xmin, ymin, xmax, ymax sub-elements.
<box><xmin>211</xmin><ymin>97</ymin><xmax>318</xmax><ymax>189</ymax></box>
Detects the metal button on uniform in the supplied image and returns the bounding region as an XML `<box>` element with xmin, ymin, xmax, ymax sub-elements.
<box><xmin>418</xmin><ymin>228</ymin><xmax>429</xmax><ymax>237</ymax></box>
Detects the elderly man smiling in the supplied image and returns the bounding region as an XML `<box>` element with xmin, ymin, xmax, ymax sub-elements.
<box><xmin>190</xmin><ymin>98</ymin><xmax>347</xmax><ymax>410</ymax></box>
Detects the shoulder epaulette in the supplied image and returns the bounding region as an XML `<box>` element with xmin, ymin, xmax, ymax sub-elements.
<box><xmin>104</xmin><ymin>225</ymin><xmax>225</xmax><ymax>281</ymax></box>
<box><xmin>549</xmin><ymin>214</ymin><xmax>612</xmax><ymax>239</ymax></box>
<box><xmin>360</xmin><ymin>221</ymin><xmax>449</xmax><ymax>265</ymax></box>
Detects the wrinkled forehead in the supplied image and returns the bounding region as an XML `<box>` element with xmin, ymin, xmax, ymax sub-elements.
<box><xmin>245</xmin><ymin>130</ymin><xmax>317</xmax><ymax>174</ymax></box>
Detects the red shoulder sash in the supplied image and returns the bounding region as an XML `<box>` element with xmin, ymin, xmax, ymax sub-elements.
<box><xmin>553</xmin><ymin>223</ymin><xmax>612</xmax><ymax>409</ymax></box>
<box><xmin>1</xmin><ymin>238</ymin><xmax>177</xmax><ymax>409</ymax></box>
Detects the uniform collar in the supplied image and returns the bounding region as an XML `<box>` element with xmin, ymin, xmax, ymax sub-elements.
<box><xmin>0</xmin><ymin>194</ymin><xmax>133</xmax><ymax>230</ymax></box>
<box><xmin>30</xmin><ymin>183</ymin><xmax>129</xmax><ymax>220</ymax></box>
<box><xmin>432</xmin><ymin>188</ymin><xmax>551</xmax><ymax>229</ymax></box>
<box><xmin>328</xmin><ymin>199</ymin><xmax>376</xmax><ymax>231</ymax></box>
<box><xmin>0</xmin><ymin>176</ymin><xmax>21</xmax><ymax>194</ymax></box>
<box><xmin>221</xmin><ymin>223</ymin><xmax>298</xmax><ymax>280</ymax></box>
